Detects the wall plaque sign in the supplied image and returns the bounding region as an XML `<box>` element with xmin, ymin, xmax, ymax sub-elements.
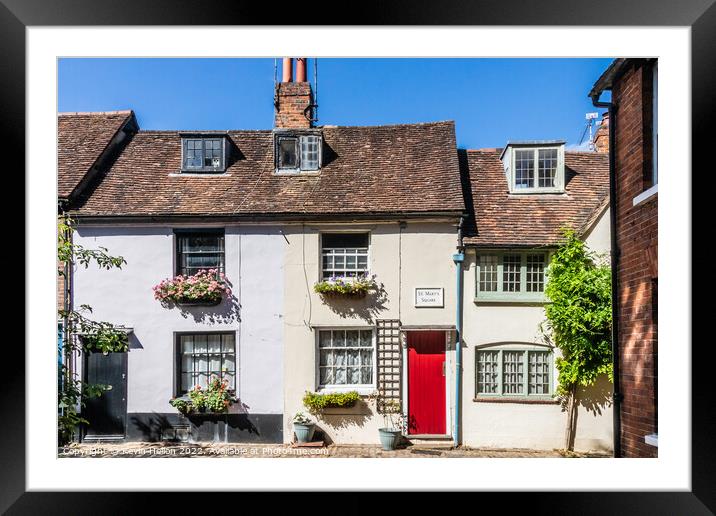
<box><xmin>415</xmin><ymin>287</ymin><xmax>444</xmax><ymax>307</ymax></box>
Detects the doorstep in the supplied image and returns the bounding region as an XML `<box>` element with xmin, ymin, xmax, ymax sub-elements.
<box><xmin>406</xmin><ymin>434</ymin><xmax>454</xmax><ymax>448</ymax></box>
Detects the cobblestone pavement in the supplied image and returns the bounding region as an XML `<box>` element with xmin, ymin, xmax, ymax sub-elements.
<box><xmin>58</xmin><ymin>442</ymin><xmax>608</xmax><ymax>458</ymax></box>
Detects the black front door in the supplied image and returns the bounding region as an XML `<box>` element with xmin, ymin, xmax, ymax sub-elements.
<box><xmin>83</xmin><ymin>352</ymin><xmax>127</xmax><ymax>439</ymax></box>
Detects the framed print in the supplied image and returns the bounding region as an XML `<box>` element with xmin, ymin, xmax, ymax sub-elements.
<box><xmin>3</xmin><ymin>0</ymin><xmax>712</xmax><ymax>512</ymax></box>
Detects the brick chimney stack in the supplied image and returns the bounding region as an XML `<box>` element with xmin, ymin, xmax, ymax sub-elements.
<box><xmin>274</xmin><ymin>57</ymin><xmax>313</xmax><ymax>129</ymax></box>
<box><xmin>594</xmin><ymin>112</ymin><xmax>610</xmax><ymax>153</ymax></box>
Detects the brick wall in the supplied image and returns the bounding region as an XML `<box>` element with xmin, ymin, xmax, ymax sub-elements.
<box><xmin>274</xmin><ymin>82</ymin><xmax>313</xmax><ymax>129</ymax></box>
<box><xmin>612</xmin><ymin>60</ymin><xmax>658</xmax><ymax>458</ymax></box>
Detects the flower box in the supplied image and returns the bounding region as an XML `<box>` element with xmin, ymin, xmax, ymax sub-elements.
<box><xmin>176</xmin><ymin>297</ymin><xmax>222</xmax><ymax>307</ymax></box>
<box><xmin>313</xmin><ymin>275</ymin><xmax>377</xmax><ymax>299</ymax></box>
<box><xmin>153</xmin><ymin>269</ymin><xmax>231</xmax><ymax>307</ymax></box>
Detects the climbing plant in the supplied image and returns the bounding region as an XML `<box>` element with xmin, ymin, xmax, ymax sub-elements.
<box><xmin>58</xmin><ymin>216</ymin><xmax>128</xmax><ymax>445</ymax></box>
<box><xmin>541</xmin><ymin>229</ymin><xmax>612</xmax><ymax>450</ymax></box>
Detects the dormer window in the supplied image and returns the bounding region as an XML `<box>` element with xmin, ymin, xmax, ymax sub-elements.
<box><xmin>501</xmin><ymin>141</ymin><xmax>565</xmax><ymax>193</ymax></box>
<box><xmin>181</xmin><ymin>135</ymin><xmax>227</xmax><ymax>173</ymax></box>
<box><xmin>275</xmin><ymin>133</ymin><xmax>321</xmax><ymax>173</ymax></box>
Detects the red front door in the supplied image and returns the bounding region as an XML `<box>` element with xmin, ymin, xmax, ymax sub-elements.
<box><xmin>407</xmin><ymin>331</ymin><xmax>446</xmax><ymax>435</ymax></box>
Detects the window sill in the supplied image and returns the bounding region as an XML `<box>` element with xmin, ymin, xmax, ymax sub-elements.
<box><xmin>316</xmin><ymin>387</ymin><xmax>376</xmax><ymax>397</ymax></box>
<box><xmin>474</xmin><ymin>295</ymin><xmax>547</xmax><ymax>305</ymax></box>
<box><xmin>633</xmin><ymin>184</ymin><xmax>658</xmax><ymax>207</ymax></box>
<box><xmin>170</xmin><ymin>171</ymin><xmax>230</xmax><ymax>177</ymax></box>
<box><xmin>508</xmin><ymin>189</ymin><xmax>565</xmax><ymax>195</ymax></box>
<box><xmin>274</xmin><ymin>170</ymin><xmax>321</xmax><ymax>176</ymax></box>
<box><xmin>473</xmin><ymin>397</ymin><xmax>558</xmax><ymax>405</ymax></box>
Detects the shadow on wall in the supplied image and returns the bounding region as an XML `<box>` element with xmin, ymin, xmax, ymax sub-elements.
<box><xmin>562</xmin><ymin>374</ymin><xmax>613</xmax><ymax>451</ymax></box>
<box><xmin>314</xmin><ymin>401</ymin><xmax>373</xmax><ymax>445</ymax></box>
<box><xmin>320</xmin><ymin>282</ymin><xmax>389</xmax><ymax>323</ymax></box>
<box><xmin>177</xmin><ymin>294</ymin><xmax>241</xmax><ymax>324</ymax></box>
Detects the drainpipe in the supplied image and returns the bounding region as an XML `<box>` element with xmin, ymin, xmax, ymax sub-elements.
<box><xmin>452</xmin><ymin>215</ymin><xmax>466</xmax><ymax>447</ymax></box>
<box><xmin>591</xmin><ymin>94</ymin><xmax>622</xmax><ymax>458</ymax></box>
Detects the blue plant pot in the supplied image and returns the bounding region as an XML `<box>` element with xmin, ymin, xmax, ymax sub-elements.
<box><xmin>293</xmin><ymin>423</ymin><xmax>315</xmax><ymax>443</ymax></box>
<box><xmin>378</xmin><ymin>428</ymin><xmax>402</xmax><ymax>451</ymax></box>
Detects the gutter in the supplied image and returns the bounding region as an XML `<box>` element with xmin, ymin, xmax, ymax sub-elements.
<box><xmin>590</xmin><ymin>91</ymin><xmax>622</xmax><ymax>459</ymax></box>
<box><xmin>452</xmin><ymin>214</ymin><xmax>466</xmax><ymax>447</ymax></box>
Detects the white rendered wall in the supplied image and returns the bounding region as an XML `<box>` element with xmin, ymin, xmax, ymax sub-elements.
<box><xmin>72</xmin><ymin>225</ymin><xmax>284</xmax><ymax>416</ymax></box>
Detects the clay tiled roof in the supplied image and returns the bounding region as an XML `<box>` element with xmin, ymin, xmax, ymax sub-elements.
<box><xmin>58</xmin><ymin>111</ymin><xmax>135</xmax><ymax>199</ymax></box>
<box><xmin>461</xmin><ymin>149</ymin><xmax>609</xmax><ymax>247</ymax></box>
<box><xmin>68</xmin><ymin>121</ymin><xmax>464</xmax><ymax>218</ymax></box>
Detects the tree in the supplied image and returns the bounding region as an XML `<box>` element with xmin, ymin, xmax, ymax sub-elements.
<box><xmin>57</xmin><ymin>216</ymin><xmax>129</xmax><ymax>445</ymax></box>
<box><xmin>542</xmin><ymin>229</ymin><xmax>612</xmax><ymax>451</ymax></box>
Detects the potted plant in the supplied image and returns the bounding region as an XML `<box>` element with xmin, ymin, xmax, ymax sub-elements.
<box><xmin>153</xmin><ymin>269</ymin><xmax>231</xmax><ymax>307</ymax></box>
<box><xmin>313</xmin><ymin>275</ymin><xmax>378</xmax><ymax>299</ymax></box>
<box><xmin>378</xmin><ymin>399</ymin><xmax>404</xmax><ymax>451</ymax></box>
<box><xmin>292</xmin><ymin>412</ymin><xmax>315</xmax><ymax>443</ymax></box>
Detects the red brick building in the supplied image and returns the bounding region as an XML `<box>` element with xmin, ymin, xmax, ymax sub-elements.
<box><xmin>590</xmin><ymin>58</ymin><xmax>658</xmax><ymax>458</ymax></box>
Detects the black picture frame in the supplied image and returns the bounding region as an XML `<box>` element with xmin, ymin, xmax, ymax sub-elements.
<box><xmin>4</xmin><ymin>0</ymin><xmax>710</xmax><ymax>512</ymax></box>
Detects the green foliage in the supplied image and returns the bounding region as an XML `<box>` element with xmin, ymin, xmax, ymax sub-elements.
<box><xmin>542</xmin><ymin>230</ymin><xmax>613</xmax><ymax>397</ymax></box>
<box><xmin>313</xmin><ymin>275</ymin><xmax>377</xmax><ymax>297</ymax></box>
<box><xmin>58</xmin><ymin>216</ymin><xmax>126</xmax><ymax>277</ymax></box>
<box><xmin>293</xmin><ymin>412</ymin><xmax>313</xmax><ymax>425</ymax></box>
<box><xmin>59</xmin><ymin>305</ymin><xmax>129</xmax><ymax>354</ymax></box>
<box><xmin>57</xmin><ymin>215</ymin><xmax>128</xmax><ymax>444</ymax></box>
<box><xmin>169</xmin><ymin>397</ymin><xmax>192</xmax><ymax>415</ymax></box>
<box><xmin>57</xmin><ymin>364</ymin><xmax>109</xmax><ymax>445</ymax></box>
<box><xmin>302</xmin><ymin>390</ymin><xmax>361</xmax><ymax>413</ymax></box>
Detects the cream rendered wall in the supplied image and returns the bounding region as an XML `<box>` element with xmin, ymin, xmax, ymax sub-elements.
<box><xmin>460</xmin><ymin>206</ymin><xmax>613</xmax><ymax>452</ymax></box>
<box><xmin>282</xmin><ymin>220</ymin><xmax>459</xmax><ymax>444</ymax></box>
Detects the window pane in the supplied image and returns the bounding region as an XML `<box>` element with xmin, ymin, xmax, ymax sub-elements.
<box><xmin>529</xmin><ymin>351</ymin><xmax>551</xmax><ymax>394</ymax></box>
<box><xmin>502</xmin><ymin>351</ymin><xmax>525</xmax><ymax>394</ymax></box>
<box><xmin>184</xmin><ymin>139</ymin><xmax>203</xmax><ymax>169</ymax></box>
<box><xmin>177</xmin><ymin>333</ymin><xmax>236</xmax><ymax>394</ymax></box>
<box><xmin>514</xmin><ymin>149</ymin><xmax>534</xmax><ymax>189</ymax></box>
<box><xmin>538</xmin><ymin>149</ymin><xmax>558</xmax><ymax>188</ymax></box>
<box><xmin>476</xmin><ymin>351</ymin><xmax>499</xmax><ymax>394</ymax></box>
<box><xmin>346</xmin><ymin>330</ymin><xmax>360</xmax><ymax>347</ymax></box>
<box><xmin>502</xmin><ymin>255</ymin><xmax>521</xmax><ymax>292</ymax></box>
<box><xmin>319</xmin><ymin>331</ymin><xmax>332</xmax><ymax>348</ymax></box>
<box><xmin>177</xmin><ymin>232</ymin><xmax>225</xmax><ymax>276</ymax></box>
<box><xmin>332</xmin><ymin>331</ymin><xmax>345</xmax><ymax>347</ymax></box>
<box><xmin>526</xmin><ymin>254</ymin><xmax>546</xmax><ymax>292</ymax></box>
<box><xmin>478</xmin><ymin>255</ymin><xmax>498</xmax><ymax>292</ymax></box>
<box><xmin>278</xmin><ymin>138</ymin><xmax>298</xmax><ymax>169</ymax></box>
<box><xmin>321</xmin><ymin>234</ymin><xmax>369</xmax><ymax>279</ymax></box>
<box><xmin>300</xmin><ymin>135</ymin><xmax>320</xmax><ymax>171</ymax></box>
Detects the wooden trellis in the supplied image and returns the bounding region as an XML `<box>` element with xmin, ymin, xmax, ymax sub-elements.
<box><xmin>375</xmin><ymin>319</ymin><xmax>402</xmax><ymax>414</ymax></box>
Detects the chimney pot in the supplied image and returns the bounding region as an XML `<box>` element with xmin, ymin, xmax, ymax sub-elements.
<box><xmin>282</xmin><ymin>57</ymin><xmax>293</xmax><ymax>83</ymax></box>
<box><xmin>296</xmin><ymin>58</ymin><xmax>307</xmax><ymax>82</ymax></box>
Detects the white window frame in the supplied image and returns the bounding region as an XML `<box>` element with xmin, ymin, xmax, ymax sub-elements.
<box><xmin>315</xmin><ymin>327</ymin><xmax>377</xmax><ymax>394</ymax></box>
<box><xmin>508</xmin><ymin>146</ymin><xmax>565</xmax><ymax>194</ymax></box>
<box><xmin>275</xmin><ymin>133</ymin><xmax>322</xmax><ymax>174</ymax></box>
<box><xmin>320</xmin><ymin>232</ymin><xmax>371</xmax><ymax>281</ymax></box>
<box><xmin>475</xmin><ymin>344</ymin><xmax>555</xmax><ymax>399</ymax></box>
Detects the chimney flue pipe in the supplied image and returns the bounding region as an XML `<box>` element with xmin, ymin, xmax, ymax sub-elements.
<box><xmin>295</xmin><ymin>58</ymin><xmax>307</xmax><ymax>82</ymax></box>
<box><xmin>282</xmin><ymin>57</ymin><xmax>293</xmax><ymax>83</ymax></box>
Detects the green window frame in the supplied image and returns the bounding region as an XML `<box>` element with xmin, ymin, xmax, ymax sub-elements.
<box><xmin>475</xmin><ymin>347</ymin><xmax>553</xmax><ymax>399</ymax></box>
<box><xmin>475</xmin><ymin>251</ymin><xmax>550</xmax><ymax>302</ymax></box>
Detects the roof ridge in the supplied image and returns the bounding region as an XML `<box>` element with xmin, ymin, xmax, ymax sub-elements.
<box><xmin>58</xmin><ymin>110</ymin><xmax>133</xmax><ymax>116</ymax></box>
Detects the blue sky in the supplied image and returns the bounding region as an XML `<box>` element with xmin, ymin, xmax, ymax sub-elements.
<box><xmin>58</xmin><ymin>58</ymin><xmax>612</xmax><ymax>149</ymax></box>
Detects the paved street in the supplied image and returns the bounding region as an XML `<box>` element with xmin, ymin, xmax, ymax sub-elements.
<box><xmin>58</xmin><ymin>442</ymin><xmax>608</xmax><ymax>459</ymax></box>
